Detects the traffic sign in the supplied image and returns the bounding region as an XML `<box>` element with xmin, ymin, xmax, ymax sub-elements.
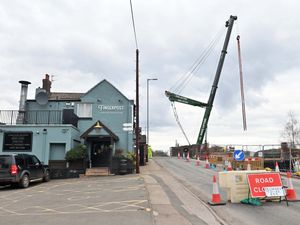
<box><xmin>264</xmin><ymin>186</ymin><xmax>285</xmax><ymax>197</ymax></box>
<box><xmin>247</xmin><ymin>173</ymin><xmax>283</xmax><ymax>198</ymax></box>
<box><xmin>233</xmin><ymin>150</ymin><xmax>245</xmax><ymax>161</ymax></box>
<box><xmin>123</xmin><ymin>123</ymin><xmax>133</xmax><ymax>131</ymax></box>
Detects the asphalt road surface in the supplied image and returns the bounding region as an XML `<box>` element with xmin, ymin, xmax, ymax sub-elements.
<box><xmin>154</xmin><ymin>157</ymin><xmax>300</xmax><ymax>225</ymax></box>
<box><xmin>0</xmin><ymin>175</ymin><xmax>153</xmax><ymax>225</ymax></box>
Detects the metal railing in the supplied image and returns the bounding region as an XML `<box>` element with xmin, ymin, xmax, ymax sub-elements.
<box><xmin>0</xmin><ymin>110</ymin><xmax>62</xmax><ymax>125</ymax></box>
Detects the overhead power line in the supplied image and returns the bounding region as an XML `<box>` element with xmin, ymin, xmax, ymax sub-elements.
<box><xmin>129</xmin><ymin>0</ymin><xmax>139</xmax><ymax>49</ymax></box>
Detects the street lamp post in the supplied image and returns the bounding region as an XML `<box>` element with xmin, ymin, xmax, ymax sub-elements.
<box><xmin>147</xmin><ymin>78</ymin><xmax>158</xmax><ymax>145</ymax></box>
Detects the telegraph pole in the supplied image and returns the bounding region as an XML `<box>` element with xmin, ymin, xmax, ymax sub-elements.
<box><xmin>135</xmin><ymin>49</ymin><xmax>140</xmax><ymax>174</ymax></box>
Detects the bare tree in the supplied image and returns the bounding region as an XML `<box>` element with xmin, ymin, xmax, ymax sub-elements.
<box><xmin>282</xmin><ymin>111</ymin><xmax>300</xmax><ymax>147</ymax></box>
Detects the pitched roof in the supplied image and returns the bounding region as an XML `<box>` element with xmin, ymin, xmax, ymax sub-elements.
<box><xmin>48</xmin><ymin>92</ymin><xmax>83</xmax><ymax>101</ymax></box>
<box><xmin>80</xmin><ymin>120</ymin><xmax>119</xmax><ymax>141</ymax></box>
<box><xmin>82</xmin><ymin>79</ymin><xmax>131</xmax><ymax>102</ymax></box>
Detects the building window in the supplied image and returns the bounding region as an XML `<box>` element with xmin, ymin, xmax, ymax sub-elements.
<box><xmin>76</xmin><ymin>103</ymin><xmax>92</xmax><ymax>118</ymax></box>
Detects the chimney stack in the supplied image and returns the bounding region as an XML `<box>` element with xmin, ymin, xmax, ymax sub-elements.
<box><xmin>16</xmin><ymin>80</ymin><xmax>31</xmax><ymax>124</ymax></box>
<box><xmin>42</xmin><ymin>74</ymin><xmax>51</xmax><ymax>94</ymax></box>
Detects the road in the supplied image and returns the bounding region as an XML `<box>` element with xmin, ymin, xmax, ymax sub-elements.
<box><xmin>153</xmin><ymin>157</ymin><xmax>300</xmax><ymax>225</ymax></box>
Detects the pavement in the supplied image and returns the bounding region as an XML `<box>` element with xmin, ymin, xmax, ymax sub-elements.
<box><xmin>140</xmin><ymin>158</ymin><xmax>225</xmax><ymax>225</ymax></box>
<box><xmin>0</xmin><ymin>159</ymin><xmax>223</xmax><ymax>225</ymax></box>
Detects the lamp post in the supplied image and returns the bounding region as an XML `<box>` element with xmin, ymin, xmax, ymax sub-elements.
<box><xmin>147</xmin><ymin>78</ymin><xmax>158</xmax><ymax>145</ymax></box>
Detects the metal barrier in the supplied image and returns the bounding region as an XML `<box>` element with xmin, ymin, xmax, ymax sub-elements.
<box><xmin>0</xmin><ymin>110</ymin><xmax>62</xmax><ymax>125</ymax></box>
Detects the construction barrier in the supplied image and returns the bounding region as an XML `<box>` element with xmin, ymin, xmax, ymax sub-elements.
<box><xmin>219</xmin><ymin>170</ymin><xmax>268</xmax><ymax>203</ymax></box>
<box><xmin>232</xmin><ymin>157</ymin><xmax>264</xmax><ymax>170</ymax></box>
<box><xmin>208</xmin><ymin>154</ymin><xmax>264</xmax><ymax>171</ymax></box>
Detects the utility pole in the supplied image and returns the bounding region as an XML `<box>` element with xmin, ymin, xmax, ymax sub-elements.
<box><xmin>135</xmin><ymin>49</ymin><xmax>140</xmax><ymax>174</ymax></box>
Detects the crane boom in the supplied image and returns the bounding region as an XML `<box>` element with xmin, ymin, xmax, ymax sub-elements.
<box><xmin>196</xmin><ymin>15</ymin><xmax>237</xmax><ymax>145</ymax></box>
<box><xmin>165</xmin><ymin>15</ymin><xmax>237</xmax><ymax>147</ymax></box>
<box><xmin>165</xmin><ymin>91</ymin><xmax>208</xmax><ymax>108</ymax></box>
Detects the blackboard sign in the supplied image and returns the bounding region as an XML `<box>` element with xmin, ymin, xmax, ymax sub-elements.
<box><xmin>3</xmin><ymin>132</ymin><xmax>32</xmax><ymax>151</ymax></box>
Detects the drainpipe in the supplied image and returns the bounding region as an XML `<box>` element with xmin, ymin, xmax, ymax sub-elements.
<box><xmin>16</xmin><ymin>80</ymin><xmax>31</xmax><ymax>124</ymax></box>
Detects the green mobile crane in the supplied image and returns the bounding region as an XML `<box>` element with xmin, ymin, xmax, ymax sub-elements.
<box><xmin>165</xmin><ymin>15</ymin><xmax>237</xmax><ymax>146</ymax></box>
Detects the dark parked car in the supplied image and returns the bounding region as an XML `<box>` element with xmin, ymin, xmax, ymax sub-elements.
<box><xmin>0</xmin><ymin>154</ymin><xmax>50</xmax><ymax>188</ymax></box>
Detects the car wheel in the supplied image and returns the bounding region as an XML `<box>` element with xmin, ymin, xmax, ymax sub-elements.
<box><xmin>19</xmin><ymin>174</ymin><xmax>30</xmax><ymax>188</ymax></box>
<box><xmin>43</xmin><ymin>170</ymin><xmax>50</xmax><ymax>182</ymax></box>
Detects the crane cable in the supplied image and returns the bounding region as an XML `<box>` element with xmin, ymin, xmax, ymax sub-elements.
<box><xmin>237</xmin><ymin>35</ymin><xmax>247</xmax><ymax>131</ymax></box>
<box><xmin>129</xmin><ymin>0</ymin><xmax>139</xmax><ymax>49</ymax></box>
<box><xmin>171</xmin><ymin>102</ymin><xmax>191</xmax><ymax>145</ymax></box>
<box><xmin>170</xmin><ymin>27</ymin><xmax>225</xmax><ymax>94</ymax></box>
<box><xmin>169</xmin><ymin>28</ymin><xmax>225</xmax><ymax>144</ymax></box>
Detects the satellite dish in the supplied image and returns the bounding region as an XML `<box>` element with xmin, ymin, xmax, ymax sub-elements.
<box><xmin>35</xmin><ymin>88</ymin><xmax>48</xmax><ymax>105</ymax></box>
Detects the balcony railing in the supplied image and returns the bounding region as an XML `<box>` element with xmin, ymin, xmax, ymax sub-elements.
<box><xmin>0</xmin><ymin>110</ymin><xmax>62</xmax><ymax>125</ymax></box>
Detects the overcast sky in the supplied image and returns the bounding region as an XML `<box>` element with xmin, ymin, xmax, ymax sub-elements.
<box><xmin>1</xmin><ymin>0</ymin><xmax>300</xmax><ymax>151</ymax></box>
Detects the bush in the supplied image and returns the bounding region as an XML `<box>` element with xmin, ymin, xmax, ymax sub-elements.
<box><xmin>126</xmin><ymin>152</ymin><xmax>136</xmax><ymax>164</ymax></box>
<box><xmin>65</xmin><ymin>144</ymin><xmax>88</xmax><ymax>162</ymax></box>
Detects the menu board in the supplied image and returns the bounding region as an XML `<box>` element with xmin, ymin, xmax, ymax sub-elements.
<box><xmin>3</xmin><ymin>132</ymin><xmax>32</xmax><ymax>151</ymax></box>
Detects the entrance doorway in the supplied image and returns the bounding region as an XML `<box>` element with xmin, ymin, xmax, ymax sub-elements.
<box><xmin>91</xmin><ymin>141</ymin><xmax>111</xmax><ymax>167</ymax></box>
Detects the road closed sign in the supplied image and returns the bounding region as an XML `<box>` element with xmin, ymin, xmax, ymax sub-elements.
<box><xmin>247</xmin><ymin>173</ymin><xmax>283</xmax><ymax>198</ymax></box>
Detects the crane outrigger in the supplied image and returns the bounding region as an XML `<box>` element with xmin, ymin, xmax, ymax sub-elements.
<box><xmin>165</xmin><ymin>15</ymin><xmax>237</xmax><ymax>147</ymax></box>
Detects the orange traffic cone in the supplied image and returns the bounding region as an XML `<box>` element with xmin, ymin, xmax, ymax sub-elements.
<box><xmin>208</xmin><ymin>175</ymin><xmax>226</xmax><ymax>205</ymax></box>
<box><xmin>177</xmin><ymin>151</ymin><xmax>180</xmax><ymax>159</ymax></box>
<box><xmin>196</xmin><ymin>155</ymin><xmax>200</xmax><ymax>166</ymax></box>
<box><xmin>275</xmin><ymin>161</ymin><xmax>280</xmax><ymax>172</ymax></box>
<box><xmin>205</xmin><ymin>156</ymin><xmax>210</xmax><ymax>168</ymax></box>
<box><xmin>286</xmin><ymin>172</ymin><xmax>298</xmax><ymax>201</ymax></box>
<box><xmin>186</xmin><ymin>152</ymin><xmax>190</xmax><ymax>162</ymax></box>
<box><xmin>227</xmin><ymin>161</ymin><xmax>232</xmax><ymax>171</ymax></box>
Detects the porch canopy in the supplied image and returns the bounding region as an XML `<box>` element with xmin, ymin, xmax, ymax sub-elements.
<box><xmin>80</xmin><ymin>120</ymin><xmax>119</xmax><ymax>142</ymax></box>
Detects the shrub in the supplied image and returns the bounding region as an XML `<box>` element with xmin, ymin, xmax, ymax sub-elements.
<box><xmin>126</xmin><ymin>151</ymin><xmax>136</xmax><ymax>164</ymax></box>
<box><xmin>112</xmin><ymin>151</ymin><xmax>136</xmax><ymax>164</ymax></box>
<box><xmin>65</xmin><ymin>144</ymin><xmax>88</xmax><ymax>162</ymax></box>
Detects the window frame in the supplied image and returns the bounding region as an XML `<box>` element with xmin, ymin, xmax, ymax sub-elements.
<box><xmin>75</xmin><ymin>103</ymin><xmax>92</xmax><ymax>118</ymax></box>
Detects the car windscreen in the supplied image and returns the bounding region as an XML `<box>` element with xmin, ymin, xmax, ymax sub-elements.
<box><xmin>0</xmin><ymin>156</ymin><xmax>12</xmax><ymax>169</ymax></box>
